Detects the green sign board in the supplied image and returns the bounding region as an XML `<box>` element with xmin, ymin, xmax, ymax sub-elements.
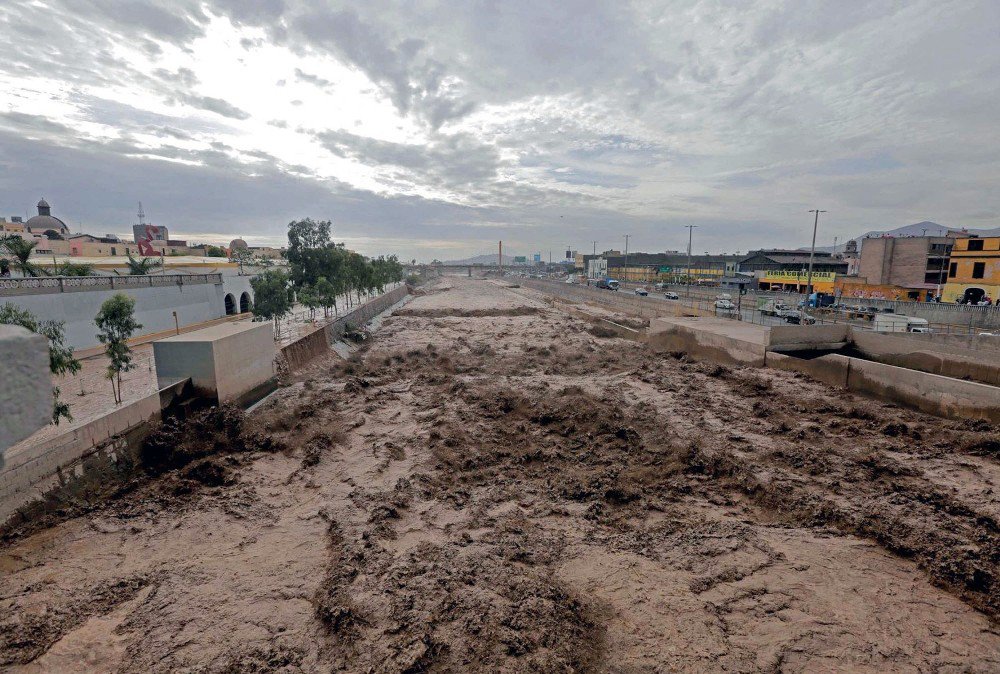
<box><xmin>514</xmin><ymin>256</ymin><xmax>527</xmax><ymax>263</ymax></box>
<box><xmin>658</xmin><ymin>266</ymin><xmax>672</xmax><ymax>273</ymax></box>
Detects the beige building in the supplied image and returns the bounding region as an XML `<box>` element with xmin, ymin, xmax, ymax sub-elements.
<box><xmin>858</xmin><ymin>236</ymin><xmax>955</xmax><ymax>293</ymax></box>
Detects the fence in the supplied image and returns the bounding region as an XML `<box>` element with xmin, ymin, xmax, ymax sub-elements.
<box><xmin>0</xmin><ymin>273</ymin><xmax>223</xmax><ymax>297</ymax></box>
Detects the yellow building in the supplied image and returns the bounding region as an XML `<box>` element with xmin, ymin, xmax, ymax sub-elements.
<box><xmin>942</xmin><ymin>237</ymin><xmax>1000</xmax><ymax>304</ymax></box>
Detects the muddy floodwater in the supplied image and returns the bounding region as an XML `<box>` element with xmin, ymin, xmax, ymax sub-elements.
<box><xmin>2</xmin><ymin>277</ymin><xmax>1000</xmax><ymax>672</ymax></box>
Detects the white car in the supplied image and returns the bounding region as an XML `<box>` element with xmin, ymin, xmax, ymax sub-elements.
<box><xmin>634</xmin><ymin>288</ymin><xmax>649</xmax><ymax>296</ymax></box>
<box><xmin>715</xmin><ymin>299</ymin><xmax>736</xmax><ymax>311</ymax></box>
<box><xmin>664</xmin><ymin>291</ymin><xmax>679</xmax><ymax>300</ymax></box>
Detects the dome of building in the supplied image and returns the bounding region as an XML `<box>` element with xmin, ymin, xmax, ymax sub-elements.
<box><xmin>229</xmin><ymin>238</ymin><xmax>249</xmax><ymax>250</ymax></box>
<box><xmin>25</xmin><ymin>198</ymin><xmax>69</xmax><ymax>235</ymax></box>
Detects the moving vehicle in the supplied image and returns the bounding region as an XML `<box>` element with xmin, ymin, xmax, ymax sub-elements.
<box><xmin>596</xmin><ymin>277</ymin><xmax>620</xmax><ymax>291</ymax></box>
<box><xmin>760</xmin><ymin>300</ymin><xmax>789</xmax><ymax>317</ymax></box>
<box><xmin>634</xmin><ymin>288</ymin><xmax>648</xmax><ymax>296</ymax></box>
<box><xmin>564</xmin><ymin>276</ymin><xmax>575</xmax><ymax>284</ymax></box>
<box><xmin>716</xmin><ymin>293</ymin><xmax>733</xmax><ymax>301</ymax></box>
<box><xmin>873</xmin><ymin>314</ymin><xmax>931</xmax><ymax>333</ymax></box>
<box><xmin>715</xmin><ymin>299</ymin><xmax>736</xmax><ymax>311</ymax></box>
<box><xmin>654</xmin><ymin>282</ymin><xmax>669</xmax><ymax>290</ymax></box>
<box><xmin>783</xmin><ymin>310</ymin><xmax>816</xmax><ymax>325</ymax></box>
<box><xmin>664</xmin><ymin>291</ymin><xmax>679</xmax><ymax>300</ymax></box>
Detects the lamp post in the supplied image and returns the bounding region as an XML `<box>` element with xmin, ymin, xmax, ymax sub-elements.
<box><xmin>805</xmin><ymin>209</ymin><xmax>826</xmax><ymax>301</ymax></box>
<box><xmin>623</xmin><ymin>234</ymin><xmax>630</xmax><ymax>288</ymax></box>
<box><xmin>683</xmin><ymin>225</ymin><xmax>697</xmax><ymax>297</ymax></box>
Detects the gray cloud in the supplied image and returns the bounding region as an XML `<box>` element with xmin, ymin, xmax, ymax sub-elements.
<box><xmin>0</xmin><ymin>0</ymin><xmax>998</xmax><ymax>259</ymax></box>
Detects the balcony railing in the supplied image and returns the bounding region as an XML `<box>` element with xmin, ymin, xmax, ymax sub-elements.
<box><xmin>0</xmin><ymin>273</ymin><xmax>224</xmax><ymax>296</ymax></box>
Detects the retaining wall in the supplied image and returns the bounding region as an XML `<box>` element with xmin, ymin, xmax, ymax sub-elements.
<box><xmin>648</xmin><ymin>317</ymin><xmax>767</xmax><ymax>366</ymax></box>
<box><xmin>847</xmin><ymin>358</ymin><xmax>1000</xmax><ymax>424</ymax></box>
<box><xmin>0</xmin><ymin>275</ymin><xmax>227</xmax><ymax>349</ymax></box>
<box><xmin>0</xmin><ymin>388</ymin><xmax>162</xmax><ymax>521</ymax></box>
<box><xmin>850</xmin><ymin>329</ymin><xmax>1000</xmax><ymax>386</ymax></box>
<box><xmin>280</xmin><ymin>285</ymin><xmax>410</xmax><ymax>371</ymax></box>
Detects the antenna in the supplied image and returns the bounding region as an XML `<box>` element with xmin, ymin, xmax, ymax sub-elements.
<box><xmin>137</xmin><ymin>201</ymin><xmax>146</xmax><ymax>226</ymax></box>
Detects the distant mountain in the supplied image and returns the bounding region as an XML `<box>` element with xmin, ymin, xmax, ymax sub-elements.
<box><xmin>804</xmin><ymin>221</ymin><xmax>1000</xmax><ymax>254</ymax></box>
<box><xmin>440</xmin><ymin>253</ymin><xmax>517</xmax><ymax>265</ymax></box>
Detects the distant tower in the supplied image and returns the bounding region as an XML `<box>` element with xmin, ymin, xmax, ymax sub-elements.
<box><xmin>137</xmin><ymin>202</ymin><xmax>146</xmax><ymax>226</ymax></box>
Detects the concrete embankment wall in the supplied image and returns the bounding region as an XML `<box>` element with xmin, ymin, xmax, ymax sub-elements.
<box><xmin>0</xmin><ymin>389</ymin><xmax>163</xmax><ymax>522</ymax></box>
<box><xmin>850</xmin><ymin>329</ymin><xmax>1000</xmax><ymax>387</ymax></box>
<box><xmin>648</xmin><ymin>318</ymin><xmax>767</xmax><ymax>366</ymax></box>
<box><xmin>0</xmin><ymin>275</ymin><xmax>228</xmax><ymax>350</ymax></box>
<box><xmin>525</xmin><ymin>281</ymin><xmax>1000</xmax><ymax>424</ymax></box>
<box><xmin>0</xmin><ymin>286</ymin><xmax>409</xmax><ymax>526</ymax></box>
<box><xmin>279</xmin><ymin>284</ymin><xmax>410</xmax><ymax>371</ymax></box>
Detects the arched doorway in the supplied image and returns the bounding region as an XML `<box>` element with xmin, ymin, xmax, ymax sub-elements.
<box><xmin>240</xmin><ymin>291</ymin><xmax>251</xmax><ymax>313</ymax></box>
<box><xmin>962</xmin><ymin>287</ymin><xmax>986</xmax><ymax>304</ymax></box>
<box><xmin>224</xmin><ymin>293</ymin><xmax>236</xmax><ymax>315</ymax></box>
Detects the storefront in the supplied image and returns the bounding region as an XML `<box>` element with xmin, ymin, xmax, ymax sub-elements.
<box><xmin>757</xmin><ymin>270</ymin><xmax>836</xmax><ymax>293</ymax></box>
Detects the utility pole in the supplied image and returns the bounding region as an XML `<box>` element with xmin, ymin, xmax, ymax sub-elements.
<box><xmin>684</xmin><ymin>225</ymin><xmax>697</xmax><ymax>297</ymax></box>
<box><xmin>805</xmin><ymin>210</ymin><xmax>826</xmax><ymax>300</ymax></box>
<box><xmin>623</xmin><ymin>234</ymin><xmax>630</xmax><ymax>287</ymax></box>
<box><xmin>592</xmin><ymin>240</ymin><xmax>597</xmax><ymax>255</ymax></box>
<box><xmin>498</xmin><ymin>241</ymin><xmax>503</xmax><ymax>277</ymax></box>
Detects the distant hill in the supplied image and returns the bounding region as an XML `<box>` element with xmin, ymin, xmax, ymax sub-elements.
<box><xmin>804</xmin><ymin>221</ymin><xmax>1000</xmax><ymax>253</ymax></box>
<box><xmin>440</xmin><ymin>253</ymin><xmax>516</xmax><ymax>265</ymax></box>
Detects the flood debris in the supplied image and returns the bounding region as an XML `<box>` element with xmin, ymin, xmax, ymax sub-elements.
<box><xmin>2</xmin><ymin>277</ymin><xmax>999</xmax><ymax>672</ymax></box>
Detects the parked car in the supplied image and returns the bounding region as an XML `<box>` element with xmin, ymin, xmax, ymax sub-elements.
<box><xmin>714</xmin><ymin>299</ymin><xmax>736</xmax><ymax>311</ymax></box>
<box><xmin>634</xmin><ymin>288</ymin><xmax>648</xmax><ymax>296</ymax></box>
<box><xmin>664</xmin><ymin>291</ymin><xmax>679</xmax><ymax>300</ymax></box>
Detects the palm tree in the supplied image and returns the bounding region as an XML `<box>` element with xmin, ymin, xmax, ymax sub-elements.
<box><xmin>56</xmin><ymin>261</ymin><xmax>96</xmax><ymax>276</ymax></box>
<box><xmin>0</xmin><ymin>235</ymin><xmax>44</xmax><ymax>277</ymax></box>
<box><xmin>116</xmin><ymin>252</ymin><xmax>163</xmax><ymax>276</ymax></box>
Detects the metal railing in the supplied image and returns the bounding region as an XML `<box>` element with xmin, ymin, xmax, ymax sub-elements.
<box><xmin>0</xmin><ymin>273</ymin><xmax>224</xmax><ymax>296</ymax></box>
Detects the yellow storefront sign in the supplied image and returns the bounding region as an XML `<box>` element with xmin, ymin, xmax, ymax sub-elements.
<box><xmin>761</xmin><ymin>270</ymin><xmax>836</xmax><ymax>282</ymax></box>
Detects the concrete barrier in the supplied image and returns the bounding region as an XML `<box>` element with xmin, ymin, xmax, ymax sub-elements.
<box><xmin>154</xmin><ymin>322</ymin><xmax>275</xmax><ymax>405</ymax></box>
<box><xmin>648</xmin><ymin>317</ymin><xmax>768</xmax><ymax>366</ymax></box>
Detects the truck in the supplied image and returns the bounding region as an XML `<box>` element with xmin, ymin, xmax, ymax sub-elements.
<box><xmin>760</xmin><ymin>299</ymin><xmax>790</xmax><ymax>317</ymax></box>
<box><xmin>873</xmin><ymin>314</ymin><xmax>931</xmax><ymax>333</ymax></box>
<box><xmin>595</xmin><ymin>277</ymin><xmax>620</xmax><ymax>291</ymax></box>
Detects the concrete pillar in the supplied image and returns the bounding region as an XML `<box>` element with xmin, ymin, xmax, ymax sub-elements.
<box><xmin>0</xmin><ymin>325</ymin><xmax>52</xmax><ymax>460</ymax></box>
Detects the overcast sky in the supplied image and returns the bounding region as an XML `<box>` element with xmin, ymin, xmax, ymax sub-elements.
<box><xmin>1</xmin><ymin>1</ymin><xmax>997</xmax><ymax>261</ymax></box>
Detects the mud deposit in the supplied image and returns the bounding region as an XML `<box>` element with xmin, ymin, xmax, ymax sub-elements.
<box><xmin>2</xmin><ymin>277</ymin><xmax>1000</xmax><ymax>672</ymax></box>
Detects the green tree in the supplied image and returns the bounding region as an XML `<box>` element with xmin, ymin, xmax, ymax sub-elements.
<box><xmin>56</xmin><ymin>261</ymin><xmax>96</xmax><ymax>276</ymax></box>
<box><xmin>205</xmin><ymin>245</ymin><xmax>226</xmax><ymax>258</ymax></box>
<box><xmin>0</xmin><ymin>235</ymin><xmax>44</xmax><ymax>277</ymax></box>
<box><xmin>117</xmin><ymin>252</ymin><xmax>163</xmax><ymax>276</ymax></box>
<box><xmin>298</xmin><ymin>283</ymin><xmax>320</xmax><ymax>320</ymax></box>
<box><xmin>250</xmin><ymin>269</ymin><xmax>292</xmax><ymax>338</ymax></box>
<box><xmin>95</xmin><ymin>293</ymin><xmax>143</xmax><ymax>405</ymax></box>
<box><xmin>315</xmin><ymin>276</ymin><xmax>336</xmax><ymax>318</ymax></box>
<box><xmin>0</xmin><ymin>302</ymin><xmax>81</xmax><ymax>423</ymax></box>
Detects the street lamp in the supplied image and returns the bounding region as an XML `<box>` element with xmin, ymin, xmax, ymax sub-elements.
<box><xmin>684</xmin><ymin>225</ymin><xmax>698</xmax><ymax>297</ymax></box>
<box><xmin>623</xmin><ymin>234</ymin><xmax>630</xmax><ymax>288</ymax></box>
<box><xmin>805</xmin><ymin>209</ymin><xmax>826</xmax><ymax>300</ymax></box>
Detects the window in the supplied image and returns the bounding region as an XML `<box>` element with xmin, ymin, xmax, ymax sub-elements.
<box><xmin>949</xmin><ymin>262</ymin><xmax>957</xmax><ymax>278</ymax></box>
<box><xmin>967</xmin><ymin>239</ymin><xmax>984</xmax><ymax>251</ymax></box>
<box><xmin>973</xmin><ymin>262</ymin><xmax>986</xmax><ymax>279</ymax></box>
